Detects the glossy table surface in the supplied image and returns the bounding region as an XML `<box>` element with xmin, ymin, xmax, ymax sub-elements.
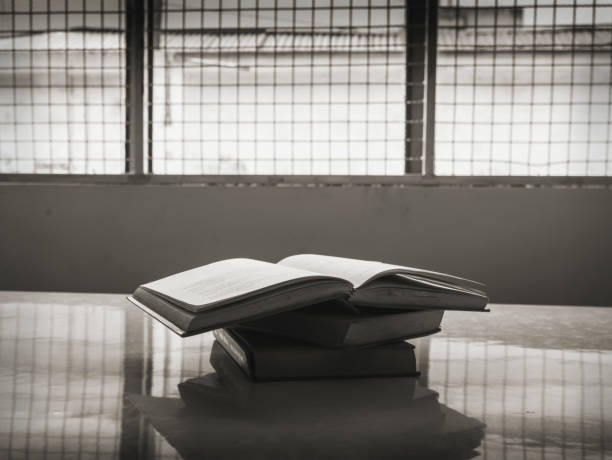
<box><xmin>1</xmin><ymin>291</ymin><xmax>611</xmax><ymax>459</ymax></box>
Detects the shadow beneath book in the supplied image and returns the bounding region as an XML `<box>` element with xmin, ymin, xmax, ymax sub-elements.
<box><xmin>128</xmin><ymin>343</ymin><xmax>485</xmax><ymax>459</ymax></box>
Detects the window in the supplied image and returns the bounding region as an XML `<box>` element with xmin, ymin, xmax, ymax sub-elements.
<box><xmin>150</xmin><ymin>0</ymin><xmax>409</xmax><ymax>175</ymax></box>
<box><xmin>436</xmin><ymin>0</ymin><xmax>612</xmax><ymax>176</ymax></box>
<box><xmin>0</xmin><ymin>0</ymin><xmax>610</xmax><ymax>179</ymax></box>
<box><xmin>0</xmin><ymin>0</ymin><xmax>126</xmax><ymax>173</ymax></box>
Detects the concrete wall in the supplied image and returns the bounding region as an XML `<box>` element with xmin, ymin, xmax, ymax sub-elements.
<box><xmin>1</xmin><ymin>183</ymin><xmax>610</xmax><ymax>306</ymax></box>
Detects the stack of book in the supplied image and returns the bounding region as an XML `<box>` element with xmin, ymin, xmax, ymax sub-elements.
<box><xmin>128</xmin><ymin>254</ymin><xmax>488</xmax><ymax>381</ymax></box>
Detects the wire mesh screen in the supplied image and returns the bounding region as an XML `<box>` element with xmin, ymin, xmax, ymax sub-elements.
<box><xmin>426</xmin><ymin>335</ymin><xmax>612</xmax><ymax>458</ymax></box>
<box><xmin>0</xmin><ymin>0</ymin><xmax>126</xmax><ymax>174</ymax></box>
<box><xmin>3</xmin><ymin>1</ymin><xmax>610</xmax><ymax>179</ymax></box>
<box><xmin>148</xmin><ymin>0</ymin><xmax>409</xmax><ymax>175</ymax></box>
<box><xmin>436</xmin><ymin>0</ymin><xmax>612</xmax><ymax>176</ymax></box>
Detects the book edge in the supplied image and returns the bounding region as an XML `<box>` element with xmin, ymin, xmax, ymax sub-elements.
<box><xmin>127</xmin><ymin>295</ymin><xmax>188</xmax><ymax>337</ymax></box>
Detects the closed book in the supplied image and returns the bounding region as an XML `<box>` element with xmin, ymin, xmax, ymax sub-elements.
<box><xmin>185</xmin><ymin>342</ymin><xmax>438</xmax><ymax>421</ymax></box>
<box><xmin>207</xmin><ymin>340</ymin><xmax>418</xmax><ymax>401</ymax></box>
<box><xmin>213</xmin><ymin>327</ymin><xmax>419</xmax><ymax>381</ymax></box>
<box><xmin>241</xmin><ymin>300</ymin><xmax>444</xmax><ymax>347</ymax></box>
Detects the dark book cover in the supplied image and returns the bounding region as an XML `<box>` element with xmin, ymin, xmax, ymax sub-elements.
<box><xmin>240</xmin><ymin>300</ymin><xmax>444</xmax><ymax>347</ymax></box>
<box><xmin>183</xmin><ymin>343</ymin><xmax>438</xmax><ymax>421</ymax></box>
<box><xmin>213</xmin><ymin>327</ymin><xmax>419</xmax><ymax>381</ymax></box>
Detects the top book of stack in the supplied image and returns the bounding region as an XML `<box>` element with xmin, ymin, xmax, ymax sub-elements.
<box><xmin>127</xmin><ymin>254</ymin><xmax>488</xmax><ymax>337</ymax></box>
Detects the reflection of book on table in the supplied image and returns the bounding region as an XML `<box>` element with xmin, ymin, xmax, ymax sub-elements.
<box><xmin>128</xmin><ymin>373</ymin><xmax>485</xmax><ymax>459</ymax></box>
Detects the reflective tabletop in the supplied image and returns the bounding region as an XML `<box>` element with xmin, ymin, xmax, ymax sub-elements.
<box><xmin>1</xmin><ymin>292</ymin><xmax>611</xmax><ymax>459</ymax></box>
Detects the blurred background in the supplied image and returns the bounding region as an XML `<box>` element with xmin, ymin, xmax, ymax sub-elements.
<box><xmin>1</xmin><ymin>0</ymin><xmax>610</xmax><ymax>175</ymax></box>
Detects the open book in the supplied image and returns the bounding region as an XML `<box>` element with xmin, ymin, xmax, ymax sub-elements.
<box><xmin>279</xmin><ymin>254</ymin><xmax>487</xmax><ymax>309</ymax></box>
<box><xmin>127</xmin><ymin>254</ymin><xmax>488</xmax><ymax>337</ymax></box>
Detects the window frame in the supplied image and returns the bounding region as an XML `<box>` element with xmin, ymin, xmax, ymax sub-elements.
<box><xmin>0</xmin><ymin>0</ymin><xmax>611</xmax><ymax>187</ymax></box>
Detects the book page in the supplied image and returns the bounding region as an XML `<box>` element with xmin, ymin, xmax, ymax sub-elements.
<box><xmin>143</xmin><ymin>258</ymin><xmax>338</xmax><ymax>312</ymax></box>
<box><xmin>278</xmin><ymin>255</ymin><xmax>391</xmax><ymax>287</ymax></box>
<box><xmin>278</xmin><ymin>254</ymin><xmax>484</xmax><ymax>289</ymax></box>
<box><xmin>398</xmin><ymin>274</ymin><xmax>487</xmax><ymax>297</ymax></box>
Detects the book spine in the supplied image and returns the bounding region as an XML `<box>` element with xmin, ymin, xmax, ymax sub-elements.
<box><xmin>209</xmin><ymin>342</ymin><xmax>252</xmax><ymax>395</ymax></box>
<box><xmin>213</xmin><ymin>329</ymin><xmax>252</xmax><ymax>378</ymax></box>
<box><xmin>256</xmin><ymin>343</ymin><xmax>418</xmax><ymax>380</ymax></box>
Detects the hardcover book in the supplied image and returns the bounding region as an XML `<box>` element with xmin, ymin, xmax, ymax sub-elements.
<box><xmin>127</xmin><ymin>254</ymin><xmax>488</xmax><ymax>337</ymax></box>
<box><xmin>188</xmin><ymin>342</ymin><xmax>435</xmax><ymax>417</ymax></box>
<box><xmin>240</xmin><ymin>299</ymin><xmax>444</xmax><ymax>347</ymax></box>
<box><xmin>179</xmin><ymin>369</ymin><xmax>439</xmax><ymax>423</ymax></box>
<box><xmin>213</xmin><ymin>327</ymin><xmax>419</xmax><ymax>381</ymax></box>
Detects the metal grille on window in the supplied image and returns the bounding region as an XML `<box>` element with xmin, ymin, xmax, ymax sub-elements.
<box><xmin>148</xmin><ymin>0</ymin><xmax>410</xmax><ymax>175</ymax></box>
<box><xmin>436</xmin><ymin>0</ymin><xmax>612</xmax><ymax>176</ymax></box>
<box><xmin>2</xmin><ymin>1</ymin><xmax>610</xmax><ymax>178</ymax></box>
<box><xmin>0</xmin><ymin>0</ymin><xmax>126</xmax><ymax>174</ymax></box>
